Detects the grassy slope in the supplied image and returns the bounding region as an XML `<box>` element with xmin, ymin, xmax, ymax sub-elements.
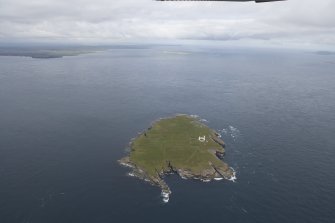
<box><xmin>130</xmin><ymin>115</ymin><xmax>225</xmax><ymax>177</ymax></box>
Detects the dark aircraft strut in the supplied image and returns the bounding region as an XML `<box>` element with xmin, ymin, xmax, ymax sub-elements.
<box><xmin>157</xmin><ymin>0</ymin><xmax>285</xmax><ymax>3</ymax></box>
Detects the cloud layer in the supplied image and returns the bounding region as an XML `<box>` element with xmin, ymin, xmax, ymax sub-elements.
<box><xmin>0</xmin><ymin>0</ymin><xmax>334</xmax><ymax>48</ymax></box>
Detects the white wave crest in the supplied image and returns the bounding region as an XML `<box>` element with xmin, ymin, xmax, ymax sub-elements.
<box><xmin>120</xmin><ymin>163</ymin><xmax>134</xmax><ymax>168</ymax></box>
<box><xmin>161</xmin><ymin>191</ymin><xmax>170</xmax><ymax>203</ymax></box>
<box><xmin>228</xmin><ymin>168</ymin><xmax>237</xmax><ymax>182</ymax></box>
<box><xmin>190</xmin><ymin>114</ymin><xmax>199</xmax><ymax>118</ymax></box>
<box><xmin>218</xmin><ymin>128</ymin><xmax>228</xmax><ymax>135</ymax></box>
<box><xmin>218</xmin><ymin>126</ymin><xmax>240</xmax><ymax>141</ymax></box>
<box><xmin>229</xmin><ymin>125</ymin><xmax>240</xmax><ymax>141</ymax></box>
<box><xmin>127</xmin><ymin>172</ymin><xmax>135</xmax><ymax>177</ymax></box>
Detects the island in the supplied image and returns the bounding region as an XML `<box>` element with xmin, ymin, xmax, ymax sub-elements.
<box><xmin>119</xmin><ymin>114</ymin><xmax>236</xmax><ymax>202</ymax></box>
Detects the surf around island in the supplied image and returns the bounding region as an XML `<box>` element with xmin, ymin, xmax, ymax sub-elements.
<box><xmin>119</xmin><ymin>114</ymin><xmax>235</xmax><ymax>203</ymax></box>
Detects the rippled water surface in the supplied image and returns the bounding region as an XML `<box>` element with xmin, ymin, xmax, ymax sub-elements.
<box><xmin>0</xmin><ymin>45</ymin><xmax>334</xmax><ymax>223</ymax></box>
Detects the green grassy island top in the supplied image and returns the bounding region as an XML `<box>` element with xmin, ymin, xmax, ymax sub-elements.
<box><xmin>119</xmin><ymin>115</ymin><xmax>235</xmax><ymax>202</ymax></box>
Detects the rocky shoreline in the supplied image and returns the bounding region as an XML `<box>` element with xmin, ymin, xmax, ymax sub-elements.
<box><xmin>119</xmin><ymin>154</ymin><xmax>235</xmax><ymax>203</ymax></box>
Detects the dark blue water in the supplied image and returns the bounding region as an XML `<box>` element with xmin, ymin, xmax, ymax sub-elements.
<box><xmin>0</xmin><ymin>45</ymin><xmax>334</xmax><ymax>223</ymax></box>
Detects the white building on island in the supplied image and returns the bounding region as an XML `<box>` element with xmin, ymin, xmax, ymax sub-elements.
<box><xmin>198</xmin><ymin>136</ymin><xmax>206</xmax><ymax>142</ymax></box>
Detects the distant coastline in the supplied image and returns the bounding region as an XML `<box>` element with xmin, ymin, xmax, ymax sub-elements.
<box><xmin>0</xmin><ymin>44</ymin><xmax>159</xmax><ymax>59</ymax></box>
<box><xmin>0</xmin><ymin>46</ymin><xmax>108</xmax><ymax>59</ymax></box>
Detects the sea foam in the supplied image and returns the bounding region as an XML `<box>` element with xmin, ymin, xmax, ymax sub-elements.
<box><xmin>161</xmin><ymin>191</ymin><xmax>170</xmax><ymax>203</ymax></box>
<box><xmin>228</xmin><ymin>168</ymin><xmax>237</xmax><ymax>182</ymax></box>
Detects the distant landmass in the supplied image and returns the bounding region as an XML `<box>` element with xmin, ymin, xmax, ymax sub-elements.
<box><xmin>0</xmin><ymin>46</ymin><xmax>104</xmax><ymax>58</ymax></box>
<box><xmin>0</xmin><ymin>44</ymin><xmax>163</xmax><ymax>59</ymax></box>
<box><xmin>314</xmin><ymin>51</ymin><xmax>335</xmax><ymax>56</ymax></box>
<box><xmin>119</xmin><ymin>115</ymin><xmax>235</xmax><ymax>202</ymax></box>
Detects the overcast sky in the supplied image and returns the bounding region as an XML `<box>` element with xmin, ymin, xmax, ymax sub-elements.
<box><xmin>0</xmin><ymin>0</ymin><xmax>334</xmax><ymax>48</ymax></box>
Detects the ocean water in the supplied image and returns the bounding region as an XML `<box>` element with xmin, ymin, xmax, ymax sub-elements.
<box><xmin>0</xmin><ymin>45</ymin><xmax>334</xmax><ymax>223</ymax></box>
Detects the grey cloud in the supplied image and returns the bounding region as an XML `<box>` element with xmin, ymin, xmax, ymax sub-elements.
<box><xmin>0</xmin><ymin>0</ymin><xmax>334</xmax><ymax>48</ymax></box>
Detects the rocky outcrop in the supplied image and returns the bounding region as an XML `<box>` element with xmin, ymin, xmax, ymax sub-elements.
<box><xmin>211</xmin><ymin>134</ymin><xmax>226</xmax><ymax>148</ymax></box>
<box><xmin>119</xmin><ymin>157</ymin><xmax>235</xmax><ymax>202</ymax></box>
<box><xmin>215</xmin><ymin>151</ymin><xmax>225</xmax><ymax>159</ymax></box>
<box><xmin>118</xmin><ymin>157</ymin><xmax>172</xmax><ymax>200</ymax></box>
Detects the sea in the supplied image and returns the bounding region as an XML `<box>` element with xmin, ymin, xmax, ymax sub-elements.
<box><xmin>0</xmin><ymin>44</ymin><xmax>334</xmax><ymax>223</ymax></box>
